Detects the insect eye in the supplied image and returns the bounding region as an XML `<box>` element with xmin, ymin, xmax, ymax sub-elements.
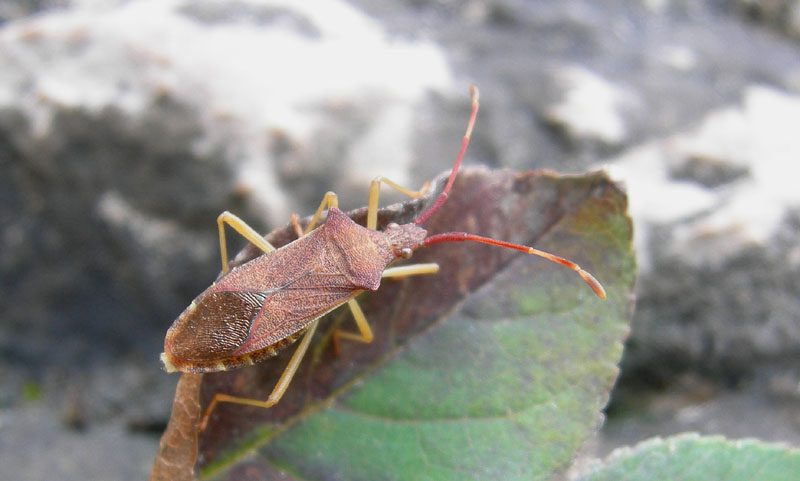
<box><xmin>400</xmin><ymin>247</ymin><xmax>413</xmax><ymax>259</ymax></box>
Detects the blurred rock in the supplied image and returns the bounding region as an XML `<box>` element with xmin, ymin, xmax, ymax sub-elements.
<box><xmin>0</xmin><ymin>0</ymin><xmax>450</xmax><ymax>387</ymax></box>
<box><xmin>0</xmin><ymin>405</ymin><xmax>156</xmax><ymax>481</ymax></box>
<box><xmin>609</xmin><ymin>86</ymin><xmax>800</xmax><ymax>382</ymax></box>
<box><xmin>732</xmin><ymin>0</ymin><xmax>800</xmax><ymax>41</ymax></box>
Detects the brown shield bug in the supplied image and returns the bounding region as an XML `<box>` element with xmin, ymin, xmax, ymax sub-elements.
<box><xmin>161</xmin><ymin>86</ymin><xmax>606</xmax><ymax>429</ymax></box>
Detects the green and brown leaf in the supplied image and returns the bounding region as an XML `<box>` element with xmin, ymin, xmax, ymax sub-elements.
<box><xmin>151</xmin><ymin>167</ymin><xmax>636</xmax><ymax>481</ymax></box>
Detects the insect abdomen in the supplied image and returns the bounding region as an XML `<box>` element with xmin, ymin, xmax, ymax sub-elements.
<box><xmin>163</xmin><ymin>290</ymin><xmax>268</xmax><ymax>372</ymax></box>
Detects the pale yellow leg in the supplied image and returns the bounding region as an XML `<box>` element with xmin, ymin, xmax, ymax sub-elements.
<box><xmin>200</xmin><ymin>295</ymin><xmax>370</xmax><ymax>429</ymax></box>
<box><xmin>199</xmin><ymin>319</ymin><xmax>320</xmax><ymax>431</ymax></box>
<box><xmin>367</xmin><ymin>176</ymin><xmax>430</xmax><ymax>230</ymax></box>
<box><xmin>333</xmin><ymin>299</ymin><xmax>373</xmax><ymax>342</ymax></box>
<box><xmin>382</xmin><ymin>263</ymin><xmax>440</xmax><ymax>278</ymax></box>
<box><xmin>304</xmin><ymin>191</ymin><xmax>339</xmax><ymax>234</ymax></box>
<box><xmin>217</xmin><ymin>211</ymin><xmax>276</xmax><ymax>274</ymax></box>
<box><xmin>203</xmin><ymin>188</ymin><xmax>438</xmax><ymax>426</ymax></box>
<box><xmin>332</xmin><ymin>263</ymin><xmax>439</xmax><ymax>354</ymax></box>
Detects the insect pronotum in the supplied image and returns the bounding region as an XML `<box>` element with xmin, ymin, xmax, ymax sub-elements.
<box><xmin>161</xmin><ymin>86</ymin><xmax>606</xmax><ymax>430</ymax></box>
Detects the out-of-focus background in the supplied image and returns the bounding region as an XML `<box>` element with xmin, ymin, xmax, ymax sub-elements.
<box><xmin>1</xmin><ymin>1</ymin><xmax>800</xmax><ymax>479</ymax></box>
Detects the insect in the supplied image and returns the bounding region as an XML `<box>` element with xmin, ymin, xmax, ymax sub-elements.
<box><xmin>161</xmin><ymin>86</ymin><xmax>606</xmax><ymax>430</ymax></box>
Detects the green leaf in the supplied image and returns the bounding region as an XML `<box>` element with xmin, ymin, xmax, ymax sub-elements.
<box><xmin>577</xmin><ymin>433</ymin><xmax>800</xmax><ymax>481</ymax></box>
<box><xmin>187</xmin><ymin>168</ymin><xmax>634</xmax><ymax>480</ymax></box>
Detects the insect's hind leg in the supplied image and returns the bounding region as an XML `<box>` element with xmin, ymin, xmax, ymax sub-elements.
<box><xmin>366</xmin><ymin>176</ymin><xmax>430</xmax><ymax>230</ymax></box>
<box><xmin>217</xmin><ymin>211</ymin><xmax>277</xmax><ymax>274</ymax></box>
<box><xmin>199</xmin><ymin>319</ymin><xmax>320</xmax><ymax>431</ymax></box>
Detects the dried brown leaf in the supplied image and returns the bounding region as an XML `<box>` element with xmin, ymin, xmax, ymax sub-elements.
<box><xmin>149</xmin><ymin>373</ymin><xmax>203</xmax><ymax>481</ymax></box>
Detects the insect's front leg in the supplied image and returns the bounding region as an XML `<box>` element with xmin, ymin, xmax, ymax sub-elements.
<box><xmin>381</xmin><ymin>263</ymin><xmax>440</xmax><ymax>278</ymax></box>
<box><xmin>366</xmin><ymin>176</ymin><xmax>430</xmax><ymax>230</ymax></box>
<box><xmin>217</xmin><ymin>211</ymin><xmax>277</xmax><ymax>274</ymax></box>
<box><xmin>303</xmin><ymin>191</ymin><xmax>339</xmax><ymax>234</ymax></box>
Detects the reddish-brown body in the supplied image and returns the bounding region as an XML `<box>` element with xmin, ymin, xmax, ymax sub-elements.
<box><xmin>162</xmin><ymin>207</ymin><xmax>426</xmax><ymax>373</ymax></box>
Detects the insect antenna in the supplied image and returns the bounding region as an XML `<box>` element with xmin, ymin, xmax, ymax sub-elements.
<box><xmin>412</xmin><ymin>85</ymin><xmax>605</xmax><ymax>299</ymax></box>
<box><xmin>421</xmin><ymin>233</ymin><xmax>606</xmax><ymax>299</ymax></box>
<box><xmin>413</xmin><ymin>85</ymin><xmax>480</xmax><ymax>226</ymax></box>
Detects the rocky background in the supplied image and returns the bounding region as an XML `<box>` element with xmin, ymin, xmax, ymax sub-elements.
<box><xmin>1</xmin><ymin>0</ymin><xmax>799</xmax><ymax>479</ymax></box>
